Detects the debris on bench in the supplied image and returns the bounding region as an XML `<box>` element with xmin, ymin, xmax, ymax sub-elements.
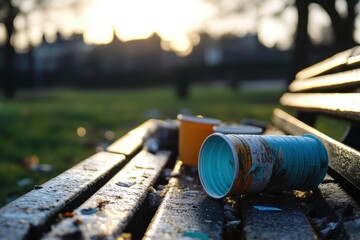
<box><xmin>0</xmin><ymin>152</ymin><xmax>126</xmax><ymax>240</ymax></box>
<box><xmin>144</xmin><ymin>161</ymin><xmax>224</xmax><ymax>240</ymax></box>
<box><xmin>309</xmin><ymin>175</ymin><xmax>360</xmax><ymax>239</ymax></box>
<box><xmin>242</xmin><ymin>193</ymin><xmax>317</xmax><ymax>240</ymax></box>
<box><xmin>44</xmin><ymin>150</ymin><xmax>171</xmax><ymax>239</ymax></box>
<box><xmin>2</xmin><ymin>47</ymin><xmax>360</xmax><ymax>240</ymax></box>
<box><xmin>107</xmin><ymin>119</ymin><xmax>178</xmax><ymax>158</ymax></box>
<box><xmin>272</xmin><ymin>46</ymin><xmax>360</xmax><ymax>239</ymax></box>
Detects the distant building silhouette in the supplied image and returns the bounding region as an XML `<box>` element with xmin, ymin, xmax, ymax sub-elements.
<box><xmin>9</xmin><ymin>31</ymin><xmax>294</xmax><ymax>89</ymax></box>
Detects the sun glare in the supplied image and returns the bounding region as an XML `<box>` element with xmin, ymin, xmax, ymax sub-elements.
<box><xmin>9</xmin><ymin>0</ymin><xmax>348</xmax><ymax>55</ymax></box>
<box><xmin>114</xmin><ymin>0</ymin><xmax>154</xmax><ymax>41</ymax></box>
<box><xmin>84</xmin><ymin>0</ymin><xmax>214</xmax><ymax>55</ymax></box>
<box><xmin>152</xmin><ymin>0</ymin><xmax>213</xmax><ymax>55</ymax></box>
<box><xmin>0</xmin><ymin>23</ymin><xmax>6</xmax><ymax>45</ymax></box>
<box><xmin>84</xmin><ymin>0</ymin><xmax>114</xmax><ymax>44</ymax></box>
<box><xmin>308</xmin><ymin>3</ymin><xmax>333</xmax><ymax>44</ymax></box>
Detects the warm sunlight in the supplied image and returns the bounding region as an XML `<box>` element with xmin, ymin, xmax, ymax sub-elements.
<box><xmin>83</xmin><ymin>0</ymin><xmax>214</xmax><ymax>55</ymax></box>
<box><xmin>0</xmin><ymin>23</ymin><xmax>6</xmax><ymax>46</ymax></box>
<box><xmin>308</xmin><ymin>3</ymin><xmax>333</xmax><ymax>44</ymax></box>
<box><xmin>114</xmin><ymin>0</ymin><xmax>155</xmax><ymax>42</ymax></box>
<box><xmin>6</xmin><ymin>0</ymin><xmax>355</xmax><ymax>55</ymax></box>
<box><xmin>84</xmin><ymin>0</ymin><xmax>114</xmax><ymax>45</ymax></box>
<box><xmin>257</xmin><ymin>1</ymin><xmax>296</xmax><ymax>50</ymax></box>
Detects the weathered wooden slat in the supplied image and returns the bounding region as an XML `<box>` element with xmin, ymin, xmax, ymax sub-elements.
<box><xmin>295</xmin><ymin>48</ymin><xmax>353</xmax><ymax>80</ymax></box>
<box><xmin>342</xmin><ymin>124</ymin><xmax>360</xmax><ymax>151</ymax></box>
<box><xmin>107</xmin><ymin>119</ymin><xmax>159</xmax><ymax>156</ymax></box>
<box><xmin>143</xmin><ymin>161</ymin><xmax>224</xmax><ymax>240</ymax></box>
<box><xmin>316</xmin><ymin>176</ymin><xmax>360</xmax><ymax>239</ymax></box>
<box><xmin>280</xmin><ymin>93</ymin><xmax>360</xmax><ymax>122</ymax></box>
<box><xmin>289</xmin><ymin>69</ymin><xmax>360</xmax><ymax>92</ymax></box>
<box><xmin>242</xmin><ymin>194</ymin><xmax>317</xmax><ymax>239</ymax></box>
<box><xmin>347</xmin><ymin>45</ymin><xmax>360</xmax><ymax>65</ymax></box>
<box><xmin>0</xmin><ymin>152</ymin><xmax>126</xmax><ymax>240</ymax></box>
<box><xmin>272</xmin><ymin>108</ymin><xmax>360</xmax><ymax>191</ymax></box>
<box><xmin>43</xmin><ymin>150</ymin><xmax>171</xmax><ymax>240</ymax></box>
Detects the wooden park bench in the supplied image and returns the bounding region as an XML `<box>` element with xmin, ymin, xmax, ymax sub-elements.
<box><xmin>1</xmin><ymin>47</ymin><xmax>360</xmax><ymax>240</ymax></box>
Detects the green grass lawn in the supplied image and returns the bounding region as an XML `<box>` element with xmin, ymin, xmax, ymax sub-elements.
<box><xmin>0</xmin><ymin>85</ymin><xmax>283</xmax><ymax>206</ymax></box>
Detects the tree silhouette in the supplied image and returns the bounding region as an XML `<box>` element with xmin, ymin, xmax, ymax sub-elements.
<box><xmin>0</xmin><ymin>0</ymin><xmax>83</xmax><ymax>99</ymax></box>
<box><xmin>207</xmin><ymin>0</ymin><xmax>359</xmax><ymax>76</ymax></box>
<box><xmin>1</xmin><ymin>0</ymin><xmax>359</xmax><ymax>98</ymax></box>
<box><xmin>1</xmin><ymin>0</ymin><xmax>17</xmax><ymax>98</ymax></box>
<box><xmin>294</xmin><ymin>0</ymin><xmax>357</xmax><ymax>74</ymax></box>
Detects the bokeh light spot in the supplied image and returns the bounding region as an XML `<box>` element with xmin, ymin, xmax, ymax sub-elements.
<box><xmin>77</xmin><ymin>127</ymin><xmax>87</xmax><ymax>137</ymax></box>
<box><xmin>105</xmin><ymin>131</ymin><xmax>115</xmax><ymax>141</ymax></box>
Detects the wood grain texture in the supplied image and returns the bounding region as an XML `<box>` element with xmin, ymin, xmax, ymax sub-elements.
<box><xmin>241</xmin><ymin>194</ymin><xmax>317</xmax><ymax>240</ymax></box>
<box><xmin>289</xmin><ymin>69</ymin><xmax>360</xmax><ymax>92</ymax></box>
<box><xmin>295</xmin><ymin>48</ymin><xmax>352</xmax><ymax>80</ymax></box>
<box><xmin>107</xmin><ymin>119</ymin><xmax>159</xmax><ymax>156</ymax></box>
<box><xmin>144</xmin><ymin>161</ymin><xmax>224</xmax><ymax>240</ymax></box>
<box><xmin>316</xmin><ymin>176</ymin><xmax>360</xmax><ymax>240</ymax></box>
<box><xmin>280</xmin><ymin>93</ymin><xmax>360</xmax><ymax>122</ymax></box>
<box><xmin>0</xmin><ymin>152</ymin><xmax>126</xmax><ymax>240</ymax></box>
<box><xmin>43</xmin><ymin>150</ymin><xmax>171</xmax><ymax>240</ymax></box>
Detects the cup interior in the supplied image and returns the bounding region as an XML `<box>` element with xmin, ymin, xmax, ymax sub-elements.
<box><xmin>198</xmin><ymin>133</ymin><xmax>238</xmax><ymax>199</ymax></box>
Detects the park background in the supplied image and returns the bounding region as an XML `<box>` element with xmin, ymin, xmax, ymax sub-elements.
<box><xmin>0</xmin><ymin>0</ymin><xmax>357</xmax><ymax>206</ymax></box>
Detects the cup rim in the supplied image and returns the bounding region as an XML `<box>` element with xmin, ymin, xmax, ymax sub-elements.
<box><xmin>177</xmin><ymin>114</ymin><xmax>221</xmax><ymax>125</ymax></box>
<box><xmin>214</xmin><ymin>125</ymin><xmax>262</xmax><ymax>134</ymax></box>
<box><xmin>198</xmin><ymin>133</ymin><xmax>239</xmax><ymax>199</ymax></box>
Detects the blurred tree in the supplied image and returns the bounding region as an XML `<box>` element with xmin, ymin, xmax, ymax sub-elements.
<box><xmin>0</xmin><ymin>0</ymin><xmax>82</xmax><ymax>99</ymax></box>
<box><xmin>206</xmin><ymin>0</ymin><xmax>359</xmax><ymax>76</ymax></box>
<box><xmin>316</xmin><ymin>0</ymin><xmax>357</xmax><ymax>51</ymax></box>
<box><xmin>0</xmin><ymin>0</ymin><xmax>17</xmax><ymax>98</ymax></box>
<box><xmin>294</xmin><ymin>0</ymin><xmax>357</xmax><ymax>73</ymax></box>
<box><xmin>1</xmin><ymin>0</ymin><xmax>358</xmax><ymax>98</ymax></box>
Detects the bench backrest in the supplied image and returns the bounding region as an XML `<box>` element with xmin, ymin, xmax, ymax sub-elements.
<box><xmin>272</xmin><ymin>46</ymin><xmax>360</xmax><ymax>193</ymax></box>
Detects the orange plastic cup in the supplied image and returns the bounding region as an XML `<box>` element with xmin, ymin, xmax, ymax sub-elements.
<box><xmin>177</xmin><ymin>115</ymin><xmax>221</xmax><ymax>166</ymax></box>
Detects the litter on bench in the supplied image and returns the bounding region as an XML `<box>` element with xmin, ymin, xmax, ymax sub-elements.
<box><xmin>198</xmin><ymin>134</ymin><xmax>328</xmax><ymax>199</ymax></box>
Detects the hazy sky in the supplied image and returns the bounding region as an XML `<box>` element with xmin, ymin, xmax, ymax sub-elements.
<box><xmin>1</xmin><ymin>0</ymin><xmax>358</xmax><ymax>55</ymax></box>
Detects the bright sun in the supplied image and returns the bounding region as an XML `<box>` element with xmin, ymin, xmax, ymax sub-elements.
<box><xmin>83</xmin><ymin>0</ymin><xmax>213</xmax><ymax>55</ymax></box>
<box><xmin>6</xmin><ymin>0</ymin><xmax>309</xmax><ymax>55</ymax></box>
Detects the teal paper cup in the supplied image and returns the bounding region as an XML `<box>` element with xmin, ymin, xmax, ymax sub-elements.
<box><xmin>198</xmin><ymin>134</ymin><xmax>328</xmax><ymax>199</ymax></box>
